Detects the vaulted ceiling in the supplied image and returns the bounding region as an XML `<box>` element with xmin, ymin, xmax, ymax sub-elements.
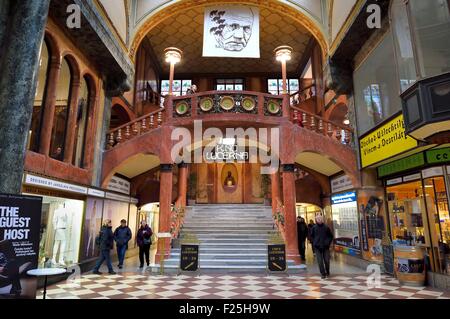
<box><xmin>146</xmin><ymin>7</ymin><xmax>313</xmax><ymax>75</ymax></box>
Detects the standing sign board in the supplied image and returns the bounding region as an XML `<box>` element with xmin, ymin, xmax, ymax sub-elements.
<box><xmin>0</xmin><ymin>193</ymin><xmax>42</xmax><ymax>299</ymax></box>
<box><xmin>382</xmin><ymin>244</ymin><xmax>394</xmax><ymax>275</ymax></box>
<box><xmin>180</xmin><ymin>244</ymin><xmax>199</xmax><ymax>272</ymax></box>
<box><xmin>268</xmin><ymin>244</ymin><xmax>286</xmax><ymax>271</ymax></box>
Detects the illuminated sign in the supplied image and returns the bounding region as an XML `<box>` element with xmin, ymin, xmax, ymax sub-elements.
<box><xmin>331</xmin><ymin>192</ymin><xmax>357</xmax><ymax>205</ymax></box>
<box><xmin>360</xmin><ymin>114</ymin><xmax>418</xmax><ymax>168</ymax></box>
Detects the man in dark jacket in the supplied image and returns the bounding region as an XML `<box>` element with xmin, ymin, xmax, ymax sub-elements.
<box><xmin>92</xmin><ymin>219</ymin><xmax>116</xmax><ymax>275</ymax></box>
<box><xmin>114</xmin><ymin>219</ymin><xmax>132</xmax><ymax>269</ymax></box>
<box><xmin>137</xmin><ymin>220</ymin><xmax>153</xmax><ymax>268</ymax></box>
<box><xmin>296</xmin><ymin>217</ymin><xmax>308</xmax><ymax>261</ymax></box>
<box><xmin>311</xmin><ymin>215</ymin><xmax>334</xmax><ymax>279</ymax></box>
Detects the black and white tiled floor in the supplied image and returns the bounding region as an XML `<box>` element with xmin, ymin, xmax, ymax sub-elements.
<box><xmin>39</xmin><ymin>273</ymin><xmax>450</xmax><ymax>299</ymax></box>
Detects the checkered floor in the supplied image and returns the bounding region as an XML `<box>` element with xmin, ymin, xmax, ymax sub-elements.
<box><xmin>39</xmin><ymin>273</ymin><xmax>450</xmax><ymax>299</ymax></box>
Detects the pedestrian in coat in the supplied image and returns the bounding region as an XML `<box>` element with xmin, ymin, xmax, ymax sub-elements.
<box><xmin>137</xmin><ymin>220</ymin><xmax>153</xmax><ymax>268</ymax></box>
<box><xmin>92</xmin><ymin>219</ymin><xmax>116</xmax><ymax>275</ymax></box>
<box><xmin>297</xmin><ymin>217</ymin><xmax>308</xmax><ymax>261</ymax></box>
<box><xmin>113</xmin><ymin>219</ymin><xmax>132</xmax><ymax>269</ymax></box>
<box><xmin>310</xmin><ymin>215</ymin><xmax>334</xmax><ymax>279</ymax></box>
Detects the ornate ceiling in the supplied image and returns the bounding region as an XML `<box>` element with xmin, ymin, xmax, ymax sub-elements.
<box><xmin>146</xmin><ymin>7</ymin><xmax>312</xmax><ymax>74</ymax></box>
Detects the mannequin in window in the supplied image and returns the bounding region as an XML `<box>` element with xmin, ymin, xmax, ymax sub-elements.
<box><xmin>86</xmin><ymin>201</ymin><xmax>98</xmax><ymax>258</ymax></box>
<box><xmin>224</xmin><ymin>171</ymin><xmax>236</xmax><ymax>187</ymax></box>
<box><xmin>51</xmin><ymin>203</ymin><xmax>69</xmax><ymax>265</ymax></box>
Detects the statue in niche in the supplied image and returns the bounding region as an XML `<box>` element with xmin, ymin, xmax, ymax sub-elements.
<box><xmin>224</xmin><ymin>171</ymin><xmax>236</xmax><ymax>187</ymax></box>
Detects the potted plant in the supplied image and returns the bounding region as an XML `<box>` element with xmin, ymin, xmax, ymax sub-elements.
<box><xmin>187</xmin><ymin>172</ymin><xmax>197</xmax><ymax>206</ymax></box>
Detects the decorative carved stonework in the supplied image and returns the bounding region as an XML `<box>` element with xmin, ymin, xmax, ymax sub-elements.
<box><xmin>264</xmin><ymin>97</ymin><xmax>282</xmax><ymax>116</ymax></box>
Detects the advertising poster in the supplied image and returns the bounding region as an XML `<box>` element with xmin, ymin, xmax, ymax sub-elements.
<box><xmin>203</xmin><ymin>6</ymin><xmax>260</xmax><ymax>58</ymax></box>
<box><xmin>80</xmin><ymin>197</ymin><xmax>104</xmax><ymax>261</ymax></box>
<box><xmin>0</xmin><ymin>193</ymin><xmax>42</xmax><ymax>299</ymax></box>
<box><xmin>358</xmin><ymin>190</ymin><xmax>386</xmax><ymax>262</ymax></box>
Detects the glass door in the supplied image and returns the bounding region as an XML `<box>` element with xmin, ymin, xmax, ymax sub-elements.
<box><xmin>424</xmin><ymin>176</ymin><xmax>450</xmax><ymax>274</ymax></box>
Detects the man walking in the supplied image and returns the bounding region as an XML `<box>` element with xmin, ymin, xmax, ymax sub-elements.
<box><xmin>92</xmin><ymin>219</ymin><xmax>116</xmax><ymax>275</ymax></box>
<box><xmin>311</xmin><ymin>215</ymin><xmax>334</xmax><ymax>279</ymax></box>
<box><xmin>296</xmin><ymin>217</ymin><xmax>308</xmax><ymax>261</ymax></box>
<box><xmin>114</xmin><ymin>219</ymin><xmax>132</xmax><ymax>269</ymax></box>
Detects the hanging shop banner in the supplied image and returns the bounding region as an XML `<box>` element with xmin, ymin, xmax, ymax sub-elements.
<box><xmin>359</xmin><ymin>114</ymin><xmax>418</xmax><ymax>168</ymax></box>
<box><xmin>268</xmin><ymin>244</ymin><xmax>286</xmax><ymax>271</ymax></box>
<box><xmin>180</xmin><ymin>244</ymin><xmax>199</xmax><ymax>271</ymax></box>
<box><xmin>0</xmin><ymin>193</ymin><xmax>42</xmax><ymax>299</ymax></box>
<box><xmin>203</xmin><ymin>5</ymin><xmax>260</xmax><ymax>58</ymax></box>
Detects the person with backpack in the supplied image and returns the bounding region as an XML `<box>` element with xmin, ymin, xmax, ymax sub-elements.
<box><xmin>136</xmin><ymin>220</ymin><xmax>153</xmax><ymax>268</ymax></box>
<box><xmin>310</xmin><ymin>215</ymin><xmax>334</xmax><ymax>279</ymax></box>
<box><xmin>113</xmin><ymin>219</ymin><xmax>132</xmax><ymax>269</ymax></box>
<box><xmin>92</xmin><ymin>219</ymin><xmax>116</xmax><ymax>275</ymax></box>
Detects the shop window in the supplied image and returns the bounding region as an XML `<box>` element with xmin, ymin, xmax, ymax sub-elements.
<box><xmin>331</xmin><ymin>193</ymin><xmax>360</xmax><ymax>254</ymax></box>
<box><xmin>29</xmin><ymin>39</ymin><xmax>50</xmax><ymax>152</ymax></box>
<box><xmin>353</xmin><ymin>30</ymin><xmax>402</xmax><ymax>136</ymax></box>
<box><xmin>72</xmin><ymin>76</ymin><xmax>91</xmax><ymax>168</ymax></box>
<box><xmin>50</xmin><ymin>57</ymin><xmax>72</xmax><ymax>161</ymax></box>
<box><xmin>215</xmin><ymin>79</ymin><xmax>244</xmax><ymax>91</ymax></box>
<box><xmin>24</xmin><ymin>194</ymin><xmax>84</xmax><ymax>268</ymax></box>
<box><xmin>161</xmin><ymin>79</ymin><xmax>191</xmax><ymax>96</ymax></box>
<box><xmin>267</xmin><ymin>79</ymin><xmax>299</xmax><ymax>95</ymax></box>
<box><xmin>387</xmin><ymin>181</ymin><xmax>429</xmax><ymax>246</ymax></box>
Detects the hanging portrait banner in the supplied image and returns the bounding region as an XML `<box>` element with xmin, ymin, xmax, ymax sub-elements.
<box><xmin>203</xmin><ymin>5</ymin><xmax>260</xmax><ymax>58</ymax></box>
<box><xmin>0</xmin><ymin>193</ymin><xmax>42</xmax><ymax>299</ymax></box>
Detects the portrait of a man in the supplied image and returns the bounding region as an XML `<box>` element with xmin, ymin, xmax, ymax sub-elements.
<box><xmin>203</xmin><ymin>6</ymin><xmax>260</xmax><ymax>58</ymax></box>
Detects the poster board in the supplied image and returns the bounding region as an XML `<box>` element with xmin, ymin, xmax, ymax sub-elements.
<box><xmin>180</xmin><ymin>244</ymin><xmax>199</xmax><ymax>272</ymax></box>
<box><xmin>0</xmin><ymin>193</ymin><xmax>42</xmax><ymax>299</ymax></box>
<box><xmin>268</xmin><ymin>244</ymin><xmax>286</xmax><ymax>272</ymax></box>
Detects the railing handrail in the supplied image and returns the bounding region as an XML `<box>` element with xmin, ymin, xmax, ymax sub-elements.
<box><xmin>289</xmin><ymin>84</ymin><xmax>315</xmax><ymax>99</ymax></box>
<box><xmin>290</xmin><ymin>105</ymin><xmax>352</xmax><ymax>132</ymax></box>
<box><xmin>168</xmin><ymin>90</ymin><xmax>285</xmax><ymax>101</ymax></box>
<box><xmin>108</xmin><ymin>107</ymin><xmax>164</xmax><ymax>134</ymax></box>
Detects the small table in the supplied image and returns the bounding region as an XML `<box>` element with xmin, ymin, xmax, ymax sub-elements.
<box><xmin>27</xmin><ymin>268</ymin><xmax>67</xmax><ymax>299</ymax></box>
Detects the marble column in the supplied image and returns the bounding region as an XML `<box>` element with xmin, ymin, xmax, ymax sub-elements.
<box><xmin>282</xmin><ymin>164</ymin><xmax>300</xmax><ymax>264</ymax></box>
<box><xmin>38</xmin><ymin>57</ymin><xmax>62</xmax><ymax>156</ymax></box>
<box><xmin>0</xmin><ymin>0</ymin><xmax>51</xmax><ymax>194</ymax></box>
<box><xmin>156</xmin><ymin>164</ymin><xmax>173</xmax><ymax>263</ymax></box>
<box><xmin>64</xmin><ymin>79</ymin><xmax>82</xmax><ymax>164</ymax></box>
<box><xmin>177</xmin><ymin>162</ymin><xmax>188</xmax><ymax>208</ymax></box>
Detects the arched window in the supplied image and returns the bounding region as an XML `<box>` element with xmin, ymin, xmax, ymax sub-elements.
<box><xmin>73</xmin><ymin>76</ymin><xmax>91</xmax><ymax>168</ymax></box>
<box><xmin>50</xmin><ymin>57</ymin><xmax>72</xmax><ymax>161</ymax></box>
<box><xmin>29</xmin><ymin>39</ymin><xmax>50</xmax><ymax>152</ymax></box>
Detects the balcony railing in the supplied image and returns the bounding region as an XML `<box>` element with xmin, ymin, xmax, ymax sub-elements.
<box><xmin>106</xmin><ymin>108</ymin><xmax>164</xmax><ymax>149</ymax></box>
<box><xmin>289</xmin><ymin>84</ymin><xmax>316</xmax><ymax>106</ymax></box>
<box><xmin>290</xmin><ymin>106</ymin><xmax>353</xmax><ymax>146</ymax></box>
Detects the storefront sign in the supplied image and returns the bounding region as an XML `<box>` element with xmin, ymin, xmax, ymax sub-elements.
<box><xmin>377</xmin><ymin>153</ymin><xmax>425</xmax><ymax>178</ymax></box>
<box><xmin>107</xmin><ymin>176</ymin><xmax>130</xmax><ymax>195</ymax></box>
<box><xmin>268</xmin><ymin>244</ymin><xmax>286</xmax><ymax>271</ymax></box>
<box><xmin>24</xmin><ymin>174</ymin><xmax>88</xmax><ymax>195</ymax></box>
<box><xmin>422</xmin><ymin>167</ymin><xmax>444</xmax><ymax>179</ymax></box>
<box><xmin>360</xmin><ymin>114</ymin><xmax>418</xmax><ymax>168</ymax></box>
<box><xmin>331</xmin><ymin>192</ymin><xmax>357</xmax><ymax>205</ymax></box>
<box><xmin>105</xmin><ymin>192</ymin><xmax>130</xmax><ymax>203</ymax></box>
<box><xmin>180</xmin><ymin>244</ymin><xmax>199</xmax><ymax>271</ymax></box>
<box><xmin>403</xmin><ymin>173</ymin><xmax>422</xmax><ymax>182</ymax></box>
<box><xmin>87</xmin><ymin>188</ymin><xmax>105</xmax><ymax>198</ymax></box>
<box><xmin>386</xmin><ymin>177</ymin><xmax>403</xmax><ymax>186</ymax></box>
<box><xmin>426</xmin><ymin>148</ymin><xmax>450</xmax><ymax>164</ymax></box>
<box><xmin>0</xmin><ymin>193</ymin><xmax>42</xmax><ymax>299</ymax></box>
<box><xmin>331</xmin><ymin>175</ymin><xmax>354</xmax><ymax>193</ymax></box>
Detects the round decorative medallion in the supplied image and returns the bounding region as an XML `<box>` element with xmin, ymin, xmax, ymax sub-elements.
<box><xmin>267</xmin><ymin>100</ymin><xmax>281</xmax><ymax>114</ymax></box>
<box><xmin>242</xmin><ymin>97</ymin><xmax>256</xmax><ymax>111</ymax></box>
<box><xmin>220</xmin><ymin>96</ymin><xmax>235</xmax><ymax>111</ymax></box>
<box><xmin>175</xmin><ymin>101</ymin><xmax>189</xmax><ymax>115</ymax></box>
<box><xmin>199</xmin><ymin>97</ymin><xmax>214</xmax><ymax>112</ymax></box>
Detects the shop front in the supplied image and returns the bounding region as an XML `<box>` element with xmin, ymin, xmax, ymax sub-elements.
<box><xmin>21</xmin><ymin>172</ymin><xmax>140</xmax><ymax>270</ymax></box>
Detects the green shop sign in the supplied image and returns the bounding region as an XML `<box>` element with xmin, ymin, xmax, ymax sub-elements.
<box><xmin>426</xmin><ymin>148</ymin><xmax>450</xmax><ymax>164</ymax></box>
<box><xmin>378</xmin><ymin>153</ymin><xmax>425</xmax><ymax>178</ymax></box>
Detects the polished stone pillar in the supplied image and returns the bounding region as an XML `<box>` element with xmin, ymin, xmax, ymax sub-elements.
<box><xmin>156</xmin><ymin>164</ymin><xmax>173</xmax><ymax>263</ymax></box>
<box><xmin>177</xmin><ymin>162</ymin><xmax>188</xmax><ymax>208</ymax></box>
<box><xmin>38</xmin><ymin>57</ymin><xmax>62</xmax><ymax>156</ymax></box>
<box><xmin>0</xmin><ymin>0</ymin><xmax>51</xmax><ymax>194</ymax></box>
<box><xmin>282</xmin><ymin>164</ymin><xmax>300</xmax><ymax>263</ymax></box>
<box><xmin>271</xmin><ymin>171</ymin><xmax>281</xmax><ymax>212</ymax></box>
<box><xmin>64</xmin><ymin>79</ymin><xmax>82</xmax><ymax>163</ymax></box>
